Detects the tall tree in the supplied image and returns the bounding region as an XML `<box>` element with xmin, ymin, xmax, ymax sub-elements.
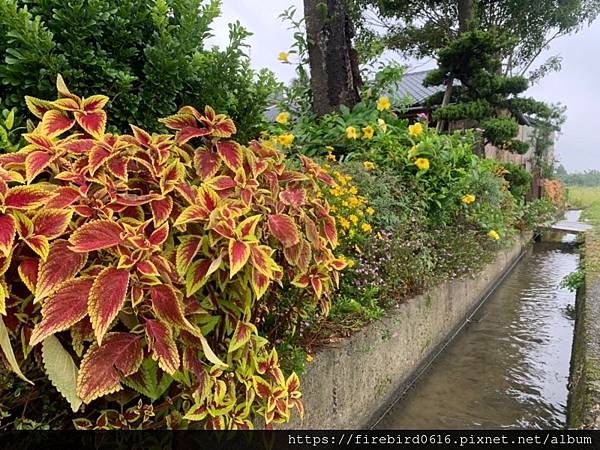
<box><xmin>348</xmin><ymin>0</ymin><xmax>600</xmax><ymax>79</ymax></box>
<box><xmin>304</xmin><ymin>0</ymin><xmax>362</xmax><ymax>116</ymax></box>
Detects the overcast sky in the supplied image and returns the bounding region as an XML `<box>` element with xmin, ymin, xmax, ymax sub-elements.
<box><xmin>210</xmin><ymin>0</ymin><xmax>600</xmax><ymax>173</ymax></box>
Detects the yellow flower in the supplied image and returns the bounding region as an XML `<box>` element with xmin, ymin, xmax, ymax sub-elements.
<box><xmin>354</xmin><ymin>244</ymin><xmax>362</xmax><ymax>254</ymax></box>
<box><xmin>349</xmin><ymin>214</ymin><xmax>359</xmax><ymax>224</ymax></box>
<box><xmin>408</xmin><ymin>145</ymin><xmax>418</xmax><ymax>157</ymax></box>
<box><xmin>461</xmin><ymin>194</ymin><xmax>476</xmax><ymax>205</ymax></box>
<box><xmin>327</xmin><ymin>152</ymin><xmax>336</xmax><ymax>161</ymax></box>
<box><xmin>277</xmin><ymin>133</ymin><xmax>295</xmax><ymax>148</ymax></box>
<box><xmin>275</xmin><ymin>112</ymin><xmax>289</xmax><ymax>124</ymax></box>
<box><xmin>306</xmin><ymin>354</ymin><xmax>314</xmax><ymax>363</ymax></box>
<box><xmin>347</xmin><ymin>259</ymin><xmax>355</xmax><ymax>268</ymax></box>
<box><xmin>363</xmin><ymin>161</ymin><xmax>375</xmax><ymax>171</ymax></box>
<box><xmin>349</xmin><ymin>186</ymin><xmax>358</xmax><ymax>195</ymax></box>
<box><xmin>415</xmin><ymin>157</ymin><xmax>430</xmax><ymax>171</ymax></box>
<box><xmin>408</xmin><ymin>122</ymin><xmax>424</xmax><ymax>137</ymax></box>
<box><xmin>488</xmin><ymin>230</ymin><xmax>500</xmax><ymax>240</ymax></box>
<box><xmin>361</xmin><ymin>223</ymin><xmax>372</xmax><ymax>232</ymax></box>
<box><xmin>377</xmin><ymin>231</ymin><xmax>384</xmax><ymax>240</ymax></box>
<box><xmin>339</xmin><ymin>217</ymin><xmax>350</xmax><ymax>229</ymax></box>
<box><xmin>325</xmin><ymin>145</ymin><xmax>334</xmax><ymax>152</ymax></box>
<box><xmin>362</xmin><ymin>125</ymin><xmax>375</xmax><ymax>140</ymax></box>
<box><xmin>278</xmin><ymin>51</ymin><xmax>290</xmax><ymax>63</ymax></box>
<box><xmin>346</xmin><ymin>126</ymin><xmax>359</xmax><ymax>139</ymax></box>
<box><xmin>377</xmin><ymin>118</ymin><xmax>388</xmax><ymax>133</ymax></box>
<box><xmin>377</xmin><ymin>96</ymin><xmax>391</xmax><ymax>112</ymax></box>
<box><xmin>366</xmin><ymin>207</ymin><xmax>375</xmax><ymax>215</ymax></box>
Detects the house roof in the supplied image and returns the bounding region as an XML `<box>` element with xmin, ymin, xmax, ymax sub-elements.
<box><xmin>391</xmin><ymin>70</ymin><xmax>452</xmax><ymax>106</ymax></box>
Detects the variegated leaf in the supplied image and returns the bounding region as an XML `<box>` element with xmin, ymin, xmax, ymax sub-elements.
<box><xmin>88</xmin><ymin>268</ymin><xmax>130</xmax><ymax>345</ymax></box>
<box><xmin>145</xmin><ymin>320</ymin><xmax>179</xmax><ymax>375</ymax></box>
<box><xmin>36</xmin><ymin>240</ymin><xmax>87</xmax><ymax>302</ymax></box>
<box><xmin>30</xmin><ymin>278</ymin><xmax>94</xmax><ymax>346</ymax></box>
<box><xmin>77</xmin><ymin>333</ymin><xmax>143</xmax><ymax>404</ymax></box>
<box><xmin>69</xmin><ymin>220</ymin><xmax>124</xmax><ymax>252</ymax></box>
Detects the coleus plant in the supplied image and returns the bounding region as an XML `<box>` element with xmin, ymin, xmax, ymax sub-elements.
<box><xmin>0</xmin><ymin>76</ymin><xmax>346</xmax><ymax>429</ymax></box>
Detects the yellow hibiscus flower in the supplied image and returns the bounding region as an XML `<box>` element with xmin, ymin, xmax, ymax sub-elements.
<box><xmin>363</xmin><ymin>161</ymin><xmax>375</xmax><ymax>171</ymax></box>
<box><xmin>415</xmin><ymin>157</ymin><xmax>430</xmax><ymax>170</ymax></box>
<box><xmin>408</xmin><ymin>122</ymin><xmax>424</xmax><ymax>137</ymax></box>
<box><xmin>461</xmin><ymin>194</ymin><xmax>476</xmax><ymax>205</ymax></box>
<box><xmin>488</xmin><ymin>230</ymin><xmax>500</xmax><ymax>240</ymax></box>
<box><xmin>346</xmin><ymin>126</ymin><xmax>359</xmax><ymax>139</ymax></box>
<box><xmin>377</xmin><ymin>96</ymin><xmax>391</xmax><ymax>111</ymax></box>
<box><xmin>277</xmin><ymin>133</ymin><xmax>295</xmax><ymax>148</ymax></box>
<box><xmin>278</xmin><ymin>52</ymin><xmax>290</xmax><ymax>63</ymax></box>
<box><xmin>275</xmin><ymin>112</ymin><xmax>289</xmax><ymax>124</ymax></box>
<box><xmin>362</xmin><ymin>125</ymin><xmax>375</xmax><ymax>140</ymax></box>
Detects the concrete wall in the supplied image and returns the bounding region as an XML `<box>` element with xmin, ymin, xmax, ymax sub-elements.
<box><xmin>567</xmin><ymin>232</ymin><xmax>600</xmax><ymax>428</ymax></box>
<box><xmin>285</xmin><ymin>233</ymin><xmax>533</xmax><ymax>429</ymax></box>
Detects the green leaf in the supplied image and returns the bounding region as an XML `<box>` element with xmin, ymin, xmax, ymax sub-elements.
<box><xmin>0</xmin><ymin>317</ymin><xmax>33</xmax><ymax>385</ymax></box>
<box><xmin>42</xmin><ymin>335</ymin><xmax>82</xmax><ymax>412</ymax></box>
<box><xmin>122</xmin><ymin>358</ymin><xmax>173</xmax><ymax>402</ymax></box>
<box><xmin>5</xmin><ymin>110</ymin><xmax>15</xmax><ymax>130</ymax></box>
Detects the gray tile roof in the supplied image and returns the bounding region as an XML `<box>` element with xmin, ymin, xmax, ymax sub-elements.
<box><xmin>391</xmin><ymin>70</ymin><xmax>458</xmax><ymax>106</ymax></box>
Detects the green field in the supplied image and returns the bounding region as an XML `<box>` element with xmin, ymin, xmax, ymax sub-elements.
<box><xmin>566</xmin><ymin>186</ymin><xmax>600</xmax><ymax>210</ymax></box>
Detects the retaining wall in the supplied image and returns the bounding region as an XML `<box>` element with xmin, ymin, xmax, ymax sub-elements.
<box><xmin>567</xmin><ymin>232</ymin><xmax>600</xmax><ymax>428</ymax></box>
<box><xmin>285</xmin><ymin>232</ymin><xmax>534</xmax><ymax>429</ymax></box>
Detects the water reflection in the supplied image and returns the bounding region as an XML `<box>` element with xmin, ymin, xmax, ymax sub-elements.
<box><xmin>376</xmin><ymin>236</ymin><xmax>579</xmax><ymax>429</ymax></box>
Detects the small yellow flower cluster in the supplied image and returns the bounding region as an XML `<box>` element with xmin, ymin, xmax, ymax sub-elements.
<box><xmin>487</xmin><ymin>230</ymin><xmax>500</xmax><ymax>240</ymax></box>
<box><xmin>338</xmin><ymin>254</ymin><xmax>355</xmax><ymax>268</ymax></box>
<box><xmin>276</xmin><ymin>112</ymin><xmax>289</xmax><ymax>124</ymax></box>
<box><xmin>377</xmin><ymin>96</ymin><xmax>391</xmax><ymax>112</ymax></box>
<box><xmin>326</xmin><ymin>171</ymin><xmax>374</xmax><ymax>239</ymax></box>
<box><xmin>461</xmin><ymin>194</ymin><xmax>476</xmax><ymax>205</ymax></box>
<box><xmin>414</xmin><ymin>157</ymin><xmax>430</xmax><ymax>171</ymax></box>
<box><xmin>277</xmin><ymin>133</ymin><xmax>295</xmax><ymax>148</ymax></box>
<box><xmin>363</xmin><ymin>161</ymin><xmax>375</xmax><ymax>171</ymax></box>
<box><xmin>408</xmin><ymin>122</ymin><xmax>424</xmax><ymax>137</ymax></box>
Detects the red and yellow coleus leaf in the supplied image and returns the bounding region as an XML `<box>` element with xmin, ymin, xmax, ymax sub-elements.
<box><xmin>36</xmin><ymin>240</ymin><xmax>87</xmax><ymax>302</ymax></box>
<box><xmin>176</xmin><ymin>236</ymin><xmax>203</xmax><ymax>278</ymax></box>
<box><xmin>77</xmin><ymin>332</ymin><xmax>144</xmax><ymax>404</ymax></box>
<box><xmin>158</xmin><ymin>113</ymin><xmax>197</xmax><ymax>130</ymax></box>
<box><xmin>40</xmin><ymin>110</ymin><xmax>76</xmax><ymax>138</ymax></box>
<box><xmin>194</xmin><ymin>148</ymin><xmax>222</xmax><ymax>180</ymax></box>
<box><xmin>0</xmin><ymin>214</ymin><xmax>15</xmax><ymax>257</ymax></box>
<box><xmin>88</xmin><ymin>268</ymin><xmax>130</xmax><ymax>345</ymax></box>
<box><xmin>228</xmin><ymin>240</ymin><xmax>250</xmax><ymax>278</ymax></box>
<box><xmin>150</xmin><ymin>284</ymin><xmax>192</xmax><ymax>330</ymax></box>
<box><xmin>267</xmin><ymin>214</ymin><xmax>300</xmax><ymax>248</ymax></box>
<box><xmin>25</xmin><ymin>151</ymin><xmax>53</xmax><ymax>182</ymax></box>
<box><xmin>69</xmin><ymin>220</ymin><xmax>124</xmax><ymax>253</ymax></box>
<box><xmin>46</xmin><ymin>187</ymin><xmax>80</xmax><ymax>209</ymax></box>
<box><xmin>228</xmin><ymin>321</ymin><xmax>257</xmax><ymax>354</ymax></box>
<box><xmin>29</xmin><ymin>278</ymin><xmax>94</xmax><ymax>346</ymax></box>
<box><xmin>18</xmin><ymin>259</ymin><xmax>38</xmax><ymax>294</ymax></box>
<box><xmin>185</xmin><ymin>255</ymin><xmax>222</xmax><ymax>296</ymax></box>
<box><xmin>279</xmin><ymin>187</ymin><xmax>307</xmax><ymax>208</ymax></box>
<box><xmin>24</xmin><ymin>96</ymin><xmax>56</xmax><ymax>119</ymax></box>
<box><xmin>150</xmin><ymin>197</ymin><xmax>173</xmax><ymax>227</ymax></box>
<box><xmin>4</xmin><ymin>186</ymin><xmax>55</xmax><ymax>210</ymax></box>
<box><xmin>81</xmin><ymin>95</ymin><xmax>109</xmax><ymax>112</ymax></box>
<box><xmin>217</xmin><ymin>141</ymin><xmax>243</xmax><ymax>171</ymax></box>
<box><xmin>251</xmin><ymin>269</ymin><xmax>270</xmax><ymax>300</ymax></box>
<box><xmin>74</xmin><ymin>110</ymin><xmax>107</xmax><ymax>140</ymax></box>
<box><xmin>33</xmin><ymin>209</ymin><xmax>73</xmax><ymax>239</ymax></box>
<box><xmin>175</xmin><ymin>126</ymin><xmax>212</xmax><ymax>146</ymax></box>
<box><xmin>25</xmin><ymin>235</ymin><xmax>50</xmax><ymax>261</ymax></box>
<box><xmin>145</xmin><ymin>320</ymin><xmax>180</xmax><ymax>375</ymax></box>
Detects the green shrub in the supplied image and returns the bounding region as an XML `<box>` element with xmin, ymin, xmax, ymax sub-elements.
<box><xmin>501</xmin><ymin>161</ymin><xmax>533</xmax><ymax>199</ymax></box>
<box><xmin>0</xmin><ymin>0</ymin><xmax>277</xmax><ymax>141</ymax></box>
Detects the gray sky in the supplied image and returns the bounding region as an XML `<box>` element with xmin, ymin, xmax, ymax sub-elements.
<box><xmin>210</xmin><ymin>0</ymin><xmax>600</xmax><ymax>173</ymax></box>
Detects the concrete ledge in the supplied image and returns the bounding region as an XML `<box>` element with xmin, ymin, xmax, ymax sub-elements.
<box><xmin>285</xmin><ymin>232</ymin><xmax>533</xmax><ymax>429</ymax></box>
<box><xmin>567</xmin><ymin>232</ymin><xmax>600</xmax><ymax>428</ymax></box>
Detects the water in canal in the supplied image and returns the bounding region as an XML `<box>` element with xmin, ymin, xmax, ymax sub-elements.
<box><xmin>376</xmin><ymin>214</ymin><xmax>581</xmax><ymax>429</ymax></box>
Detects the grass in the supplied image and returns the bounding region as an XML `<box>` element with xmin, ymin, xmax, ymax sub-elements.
<box><xmin>566</xmin><ymin>186</ymin><xmax>600</xmax><ymax>211</ymax></box>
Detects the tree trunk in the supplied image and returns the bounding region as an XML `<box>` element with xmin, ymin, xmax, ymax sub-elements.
<box><xmin>436</xmin><ymin>0</ymin><xmax>473</xmax><ymax>132</ymax></box>
<box><xmin>304</xmin><ymin>0</ymin><xmax>361</xmax><ymax>117</ymax></box>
